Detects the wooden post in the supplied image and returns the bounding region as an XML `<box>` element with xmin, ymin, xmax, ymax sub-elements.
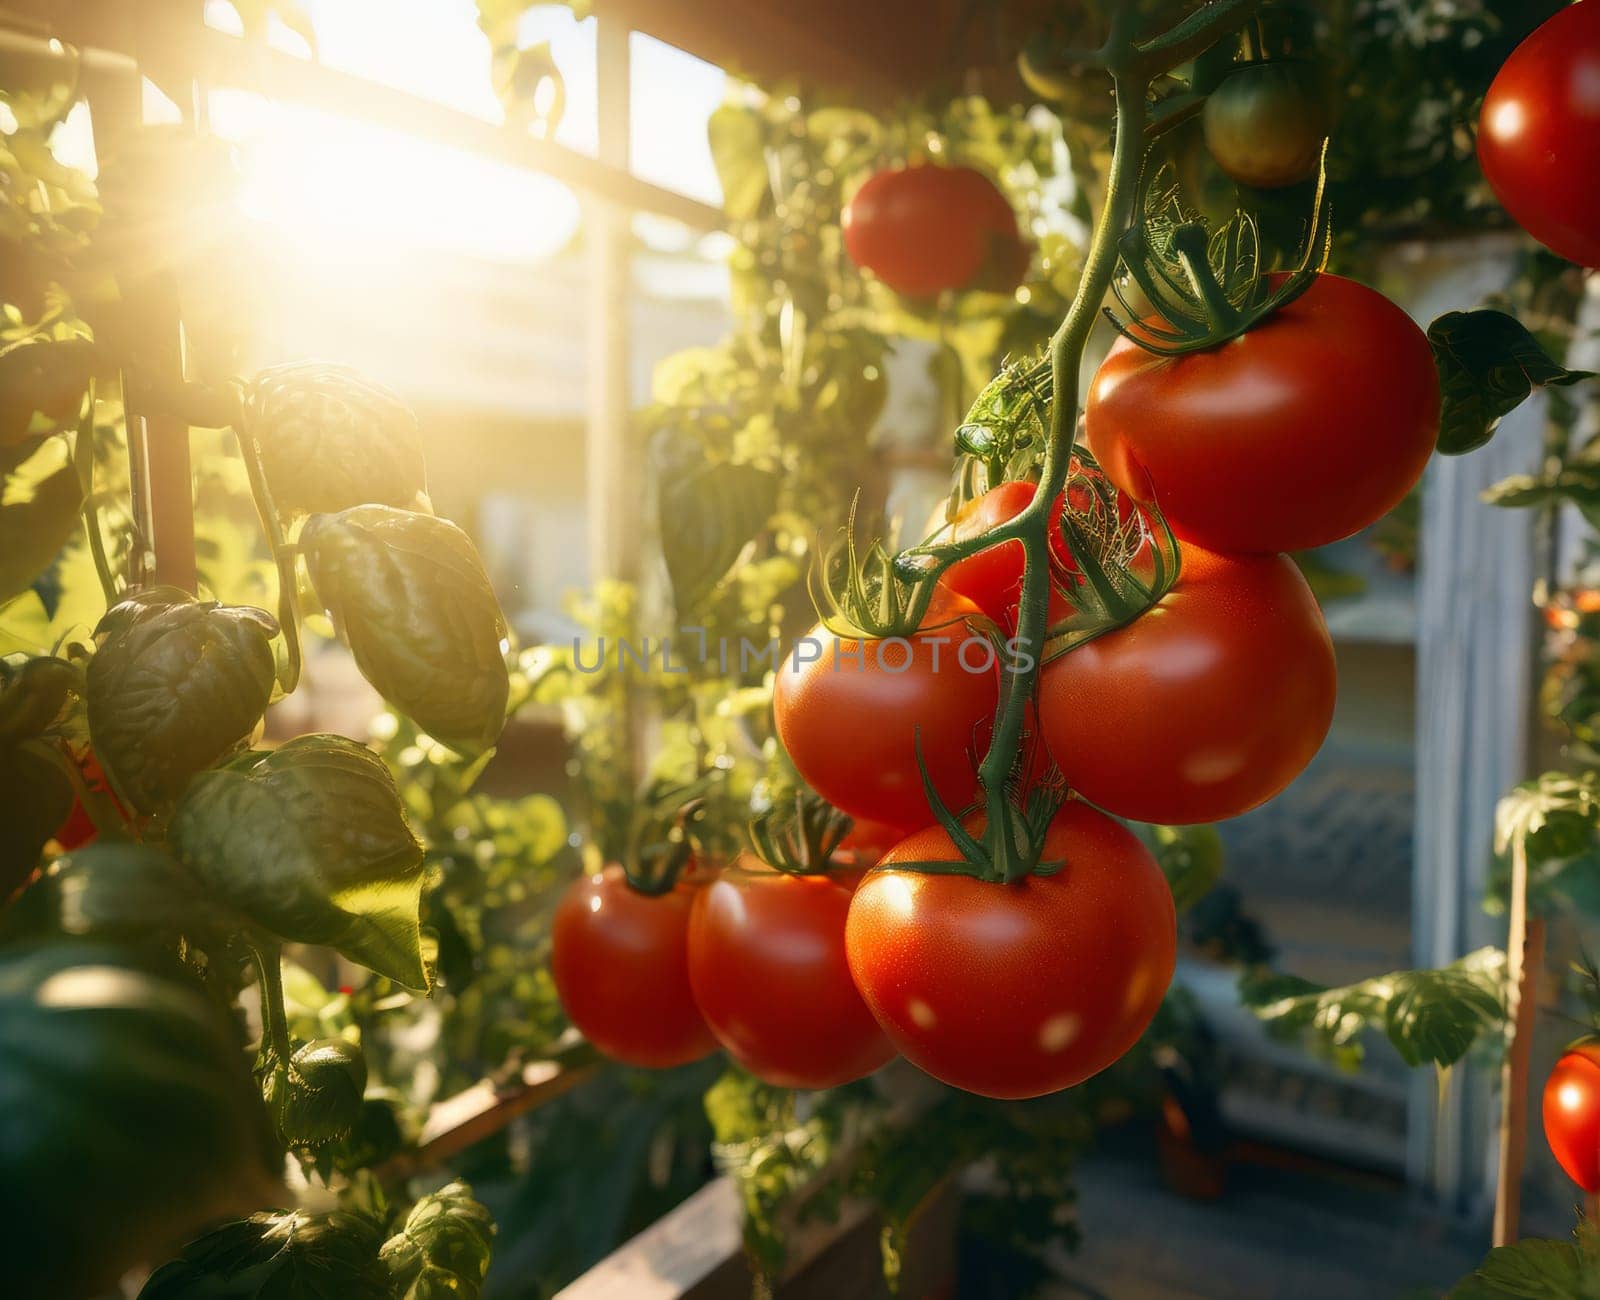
<box><xmin>79</xmin><ymin>3</ymin><xmax>198</xmax><ymax>595</ymax></box>
<box><xmin>1492</xmin><ymin>831</ymin><xmax>1545</xmax><ymax>1245</ymax></box>
<box><xmin>586</xmin><ymin>12</ymin><xmax>637</xmax><ymax>587</ymax></box>
<box><xmin>1407</xmin><ymin>240</ymin><xmax>1544</xmax><ymax>1214</ymax></box>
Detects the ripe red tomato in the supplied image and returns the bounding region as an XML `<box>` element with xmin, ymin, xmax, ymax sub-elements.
<box><xmin>1478</xmin><ymin>2</ymin><xmax>1600</xmax><ymax>268</ymax></box>
<box><xmin>845</xmin><ymin>802</ymin><xmax>1176</xmax><ymax>1099</ymax></box>
<box><xmin>688</xmin><ymin>858</ymin><xmax>896</xmax><ymax>1089</ymax></box>
<box><xmin>1086</xmin><ymin>273</ymin><xmax>1439</xmax><ymax>554</ymax></box>
<box><xmin>941</xmin><ymin>481</ymin><xmax>1042</xmax><ymax>625</ymax></box>
<box><xmin>773</xmin><ymin>591</ymin><xmax>999</xmax><ymax>828</ymax></box>
<box><xmin>53</xmin><ymin>752</ymin><xmax>122</xmax><ymax>851</ymax></box>
<box><xmin>939</xmin><ymin>469</ymin><xmax>1145</xmax><ymax>629</ymax></box>
<box><xmin>1544</xmin><ymin>1043</ymin><xmax>1600</xmax><ymax>1192</ymax></box>
<box><xmin>1036</xmin><ymin>545</ymin><xmax>1335</xmax><ymax>825</ymax></box>
<box><xmin>550</xmin><ymin>865</ymin><xmax>719</xmax><ymax>1069</ymax></box>
<box><xmin>843</xmin><ymin>164</ymin><xmax>1026</xmax><ymax>298</ymax></box>
<box><xmin>837</xmin><ymin>816</ymin><xmax>912</xmax><ymax>866</ymax></box>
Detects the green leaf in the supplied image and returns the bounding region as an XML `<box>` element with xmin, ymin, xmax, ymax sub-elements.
<box><xmin>0</xmin><ymin>940</ymin><xmax>278</xmax><ymax>1298</ymax></box>
<box><xmin>243</xmin><ymin>362</ymin><xmax>429</xmax><ymax>519</ymax></box>
<box><xmin>86</xmin><ymin>587</ymin><xmax>278</xmax><ymax>812</ymax></box>
<box><xmin>55</xmin><ymin>841</ymin><xmax>246</xmax><ymax>941</ymax></box>
<box><xmin>379</xmin><ymin>1180</ymin><xmax>496</xmax><ymax>1300</ymax></box>
<box><xmin>0</xmin><ymin>336</ymin><xmax>93</xmax><ymax>446</ymax></box>
<box><xmin>301</xmin><ymin>506</ymin><xmax>510</xmax><ymax>755</ymax></box>
<box><xmin>1429</xmin><ymin>310</ymin><xmax>1594</xmax><ymax>456</ymax></box>
<box><xmin>170</xmin><ymin>734</ymin><xmax>429</xmax><ymax>988</ymax></box>
<box><xmin>1383</xmin><ymin>960</ymin><xmax>1506</xmax><ymax>1067</ymax></box>
<box><xmin>268</xmin><ymin>1037</ymin><xmax>368</xmax><ymax>1148</ymax></box>
<box><xmin>1242</xmin><ymin>947</ymin><xmax>1505</xmax><ymax>1069</ymax></box>
<box><xmin>656</xmin><ymin>451</ymin><xmax>780</xmax><ymax>616</ymax></box>
<box><xmin>0</xmin><ymin>452</ymin><xmax>83</xmax><ymax>605</ymax></box>
<box><xmin>1145</xmin><ymin>824</ymin><xmax>1224</xmax><ymax>913</ymax></box>
<box><xmin>1482</xmin><ymin>474</ymin><xmax>1558</xmax><ymax>511</ymax></box>
<box><xmin>1448</xmin><ymin>1238</ymin><xmax>1600</xmax><ymax>1299</ymax></box>
<box><xmin>1496</xmin><ymin>771</ymin><xmax>1600</xmax><ymax>863</ymax></box>
<box><xmin>140</xmin><ymin>1208</ymin><xmax>391</xmax><ymax>1300</ymax></box>
<box><xmin>0</xmin><ymin>652</ymin><xmax>78</xmax><ymax>742</ymax></box>
<box><xmin>707</xmin><ymin>103</ymin><xmax>770</xmax><ymax>222</ymax></box>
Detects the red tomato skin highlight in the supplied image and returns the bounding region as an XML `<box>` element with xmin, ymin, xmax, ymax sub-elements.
<box><xmin>1086</xmin><ymin>273</ymin><xmax>1439</xmax><ymax>554</ymax></box>
<box><xmin>687</xmin><ymin>859</ymin><xmax>896</xmax><ymax>1090</ymax></box>
<box><xmin>1544</xmin><ymin>1044</ymin><xmax>1600</xmax><ymax>1192</ymax></box>
<box><xmin>550</xmin><ymin>864</ymin><xmax>719</xmax><ymax>1069</ymax></box>
<box><xmin>772</xmin><ymin>594</ymin><xmax>999</xmax><ymax>829</ymax></box>
<box><xmin>1037</xmin><ymin>545</ymin><xmax>1336</xmax><ymax>825</ymax></box>
<box><xmin>1478</xmin><ymin>2</ymin><xmax>1600</xmax><ymax>268</ymax></box>
<box><xmin>845</xmin><ymin>803</ymin><xmax>1176</xmax><ymax>1100</ymax></box>
<box><xmin>843</xmin><ymin>164</ymin><xmax>1024</xmax><ymax>297</ymax></box>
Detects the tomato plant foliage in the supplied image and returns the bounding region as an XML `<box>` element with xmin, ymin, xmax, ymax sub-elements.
<box><xmin>2</xmin><ymin>0</ymin><xmax>1597</xmax><ymax>1291</ymax></box>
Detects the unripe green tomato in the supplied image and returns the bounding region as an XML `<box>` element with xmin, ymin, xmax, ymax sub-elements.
<box><xmin>1202</xmin><ymin>61</ymin><xmax>1329</xmax><ymax>190</ymax></box>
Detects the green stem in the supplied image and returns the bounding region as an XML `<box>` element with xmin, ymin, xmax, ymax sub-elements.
<box><xmin>236</xmin><ymin>427</ymin><xmax>303</xmax><ymax>694</ymax></box>
<box><xmin>1132</xmin><ymin>0</ymin><xmax>1262</xmax><ymax>78</ymax></box>
<box><xmin>73</xmin><ymin>382</ymin><xmax>119</xmax><ymax>608</ymax></box>
<box><xmin>1172</xmin><ymin>223</ymin><xmax>1245</xmax><ymax>332</ymax></box>
<box><xmin>248</xmin><ymin>939</ymin><xmax>293</xmax><ymax>1070</ymax></box>
<box><xmin>976</xmin><ymin>66</ymin><xmax>1152</xmax><ymax>863</ymax></box>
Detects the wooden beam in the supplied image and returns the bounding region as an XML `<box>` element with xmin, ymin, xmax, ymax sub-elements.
<box><xmin>375</xmin><ymin>1043</ymin><xmax>602</xmax><ymax>1183</ymax></box>
<box><xmin>0</xmin><ymin>12</ymin><xmax>725</xmax><ymax>231</ymax></box>
<box><xmin>183</xmin><ymin>27</ymin><xmax>725</xmax><ymax>231</ymax></box>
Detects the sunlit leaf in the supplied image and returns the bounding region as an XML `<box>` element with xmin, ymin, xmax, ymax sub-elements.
<box><xmin>170</xmin><ymin>735</ymin><xmax>429</xmax><ymax>988</ymax></box>
<box><xmin>0</xmin><ymin>445</ymin><xmax>83</xmax><ymax>605</ymax></box>
<box><xmin>243</xmin><ymin>362</ymin><xmax>428</xmax><ymax>519</ymax></box>
<box><xmin>378</xmin><ymin>1180</ymin><xmax>496</xmax><ymax>1300</ymax></box>
<box><xmin>1242</xmin><ymin>947</ymin><xmax>1505</xmax><ymax>1069</ymax></box>
<box><xmin>140</xmin><ymin>1208</ymin><xmax>390</xmax><ymax>1300</ymax></box>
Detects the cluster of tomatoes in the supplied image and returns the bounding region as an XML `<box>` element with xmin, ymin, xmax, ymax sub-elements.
<box><xmin>763</xmin><ymin>272</ymin><xmax>1441</xmax><ymax>1099</ymax></box>
<box><xmin>551</xmin><ymin>0</ymin><xmax>1600</xmax><ymax>1104</ymax></box>
<box><xmin>552</xmin><ymin>261</ymin><xmax>1443</xmax><ymax>1103</ymax></box>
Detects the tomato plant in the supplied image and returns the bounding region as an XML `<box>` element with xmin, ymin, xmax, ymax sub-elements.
<box><xmin>773</xmin><ymin>592</ymin><xmax>999</xmax><ymax>829</ymax></box>
<box><xmin>1202</xmin><ymin>61</ymin><xmax>1328</xmax><ymax>190</ymax></box>
<box><xmin>1086</xmin><ymin>273</ymin><xmax>1439</xmax><ymax>555</ymax></box>
<box><xmin>845</xmin><ymin>802</ymin><xmax>1176</xmax><ymax>1100</ymax></box>
<box><xmin>550</xmin><ymin>864</ymin><xmax>719</xmax><ymax>1070</ymax></box>
<box><xmin>1477</xmin><ymin>0</ymin><xmax>1600</xmax><ymax>269</ymax></box>
<box><xmin>688</xmin><ymin>858</ymin><xmax>895</xmax><ymax>1089</ymax></box>
<box><xmin>1036</xmin><ymin>545</ymin><xmax>1336</xmax><ymax>826</ymax></box>
<box><xmin>1543</xmin><ymin>1043</ymin><xmax>1600</xmax><ymax>1193</ymax></box>
<box><xmin>843</xmin><ymin>163</ymin><xmax>1027</xmax><ymax>298</ymax></box>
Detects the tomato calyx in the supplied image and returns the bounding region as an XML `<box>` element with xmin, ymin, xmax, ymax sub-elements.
<box><xmin>1044</xmin><ymin>460</ymin><xmax>1182</xmax><ymax>659</ymax></box>
<box><xmin>815</xmin><ymin>503</ymin><xmax>956</xmax><ymax>640</ymax></box>
<box><xmin>605</xmin><ymin>777</ymin><xmax>709</xmax><ymax>897</ymax></box>
<box><xmin>897</xmin><ymin>779</ymin><xmax>1069</xmax><ymax>885</ymax></box>
<box><xmin>747</xmin><ymin>788</ymin><xmax>853</xmax><ymax>876</ymax></box>
<box><xmin>1106</xmin><ymin>176</ymin><xmax>1330</xmax><ymax>356</ymax></box>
